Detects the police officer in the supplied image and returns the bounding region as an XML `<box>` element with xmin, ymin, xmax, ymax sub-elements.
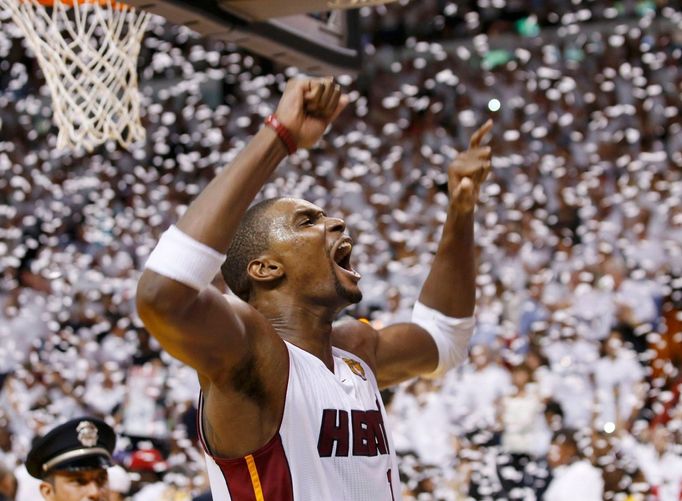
<box><xmin>25</xmin><ymin>418</ymin><xmax>115</xmax><ymax>501</ymax></box>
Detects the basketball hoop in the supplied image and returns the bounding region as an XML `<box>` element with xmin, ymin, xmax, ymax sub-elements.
<box><xmin>0</xmin><ymin>0</ymin><xmax>151</xmax><ymax>151</ymax></box>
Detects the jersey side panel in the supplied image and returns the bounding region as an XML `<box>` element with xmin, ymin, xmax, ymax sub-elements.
<box><xmin>198</xmin><ymin>394</ymin><xmax>295</xmax><ymax>500</ymax></box>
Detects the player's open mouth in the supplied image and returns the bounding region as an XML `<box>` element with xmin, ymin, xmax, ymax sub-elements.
<box><xmin>333</xmin><ymin>239</ymin><xmax>361</xmax><ymax>280</ymax></box>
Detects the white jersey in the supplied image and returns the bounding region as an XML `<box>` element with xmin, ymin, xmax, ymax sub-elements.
<box><xmin>199</xmin><ymin>341</ymin><xmax>401</xmax><ymax>501</ymax></box>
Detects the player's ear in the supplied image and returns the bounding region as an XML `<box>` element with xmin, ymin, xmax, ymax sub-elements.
<box><xmin>247</xmin><ymin>256</ymin><xmax>285</xmax><ymax>284</ymax></box>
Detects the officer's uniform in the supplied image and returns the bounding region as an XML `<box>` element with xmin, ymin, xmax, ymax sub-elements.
<box><xmin>25</xmin><ymin>417</ymin><xmax>115</xmax><ymax>480</ymax></box>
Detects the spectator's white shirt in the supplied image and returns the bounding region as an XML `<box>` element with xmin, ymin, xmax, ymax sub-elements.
<box><xmin>122</xmin><ymin>363</ymin><xmax>168</xmax><ymax>437</ymax></box>
<box><xmin>409</xmin><ymin>391</ymin><xmax>455</xmax><ymax>465</ymax></box>
<box><xmin>388</xmin><ymin>384</ymin><xmax>455</xmax><ymax>465</ymax></box>
<box><xmin>501</xmin><ymin>383</ymin><xmax>549</xmax><ymax>456</ymax></box>
<box><xmin>498</xmin><ymin>254</ymin><xmax>527</xmax><ymax>292</ymax></box>
<box><xmin>551</xmin><ymin>373</ymin><xmax>595</xmax><ymax>429</ymax></box>
<box><xmin>97</xmin><ymin>332</ymin><xmax>138</xmax><ymax>365</ymax></box>
<box><xmin>542</xmin><ymin>281</ymin><xmax>569</xmax><ymax>310</ymax></box>
<box><xmin>631</xmin><ymin>444</ymin><xmax>682</xmax><ymax>501</ymax></box>
<box><xmin>132</xmin><ymin>481</ymin><xmax>171</xmax><ymax>501</ymax></box>
<box><xmin>0</xmin><ymin>290</ymin><xmax>49</xmax><ymax>373</ymax></box>
<box><xmin>455</xmin><ymin>363</ymin><xmax>512</xmax><ymax>432</ymax></box>
<box><xmin>664</xmin><ymin>225</ymin><xmax>682</xmax><ymax>275</ymax></box>
<box><xmin>166</xmin><ymin>363</ymin><xmax>201</xmax><ymax>405</ymax></box>
<box><xmin>615</xmin><ymin>278</ymin><xmax>659</xmax><ymax>325</ymax></box>
<box><xmin>534</xmin><ymin>365</ymin><xmax>555</xmax><ymax>400</ymax></box>
<box><xmin>544</xmin><ymin>460</ymin><xmax>603</xmax><ymax>501</ymax></box>
<box><xmin>107</xmin><ymin>465</ymin><xmax>132</xmax><ymax>496</ymax></box>
<box><xmin>544</xmin><ymin>339</ymin><xmax>599</xmax><ymax>428</ymax></box>
<box><xmin>13</xmin><ymin>464</ymin><xmax>43</xmax><ymax>501</ymax></box>
<box><xmin>100</xmin><ymin>249</ymin><xmax>135</xmax><ymax>277</ymax></box>
<box><xmin>471</xmin><ymin>300</ymin><xmax>504</xmax><ymax>346</ymax></box>
<box><xmin>83</xmin><ymin>377</ymin><xmax>126</xmax><ymax>416</ymax></box>
<box><xmin>569</xmin><ymin>283</ymin><xmax>615</xmax><ymax>340</ymax></box>
<box><xmin>0</xmin><ymin>378</ymin><xmax>48</xmax><ymax>458</ymax></box>
<box><xmin>0</xmin><ymin>450</ymin><xmax>18</xmax><ymax>471</ymax></box>
<box><xmin>597</xmin><ymin>211</ymin><xmax>624</xmax><ymax>245</ymax></box>
<box><xmin>0</xmin><ymin>377</ymin><xmax>45</xmax><ymax>416</ymax></box>
<box><xmin>387</xmin><ymin>387</ymin><xmax>418</xmax><ymax>454</ymax></box>
<box><xmin>46</xmin><ymin>390</ymin><xmax>85</xmax><ymax>421</ymax></box>
<box><xmin>544</xmin><ymin>338</ymin><xmax>599</xmax><ymax>374</ymax></box>
<box><xmin>626</xmin><ymin>236</ymin><xmax>667</xmax><ymax>273</ymax></box>
<box><xmin>594</xmin><ymin>351</ymin><xmax>644</xmax><ymax>426</ymax></box>
<box><xmin>520</xmin><ymin>239</ymin><xmax>551</xmax><ymax>273</ymax></box>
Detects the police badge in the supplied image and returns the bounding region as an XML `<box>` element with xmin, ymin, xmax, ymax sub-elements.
<box><xmin>76</xmin><ymin>421</ymin><xmax>99</xmax><ymax>447</ymax></box>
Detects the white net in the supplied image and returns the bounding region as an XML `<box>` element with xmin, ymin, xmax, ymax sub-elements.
<box><xmin>0</xmin><ymin>0</ymin><xmax>151</xmax><ymax>150</ymax></box>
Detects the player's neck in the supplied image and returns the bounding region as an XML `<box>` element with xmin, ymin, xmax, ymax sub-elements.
<box><xmin>250</xmin><ymin>294</ymin><xmax>338</xmax><ymax>371</ymax></box>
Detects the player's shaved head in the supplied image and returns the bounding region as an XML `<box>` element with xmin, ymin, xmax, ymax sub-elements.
<box><xmin>222</xmin><ymin>197</ymin><xmax>283</xmax><ymax>301</ymax></box>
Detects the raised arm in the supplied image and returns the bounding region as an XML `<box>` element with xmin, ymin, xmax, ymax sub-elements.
<box><xmin>136</xmin><ymin>78</ymin><xmax>347</xmax><ymax>382</ymax></box>
<box><xmin>417</xmin><ymin>119</ymin><xmax>492</xmax><ymax>314</ymax></box>
<box><xmin>374</xmin><ymin>120</ymin><xmax>493</xmax><ymax>387</ymax></box>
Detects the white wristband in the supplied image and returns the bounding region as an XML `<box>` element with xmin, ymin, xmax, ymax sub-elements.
<box><xmin>412</xmin><ymin>301</ymin><xmax>475</xmax><ymax>379</ymax></box>
<box><xmin>145</xmin><ymin>225</ymin><xmax>225</xmax><ymax>292</ymax></box>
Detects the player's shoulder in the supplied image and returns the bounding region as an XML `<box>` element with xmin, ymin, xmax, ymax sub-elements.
<box><xmin>331</xmin><ymin>317</ymin><xmax>379</xmax><ymax>374</ymax></box>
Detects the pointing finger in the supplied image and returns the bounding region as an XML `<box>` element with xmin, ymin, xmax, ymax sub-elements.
<box><xmin>469</xmin><ymin>119</ymin><xmax>493</xmax><ymax>149</ymax></box>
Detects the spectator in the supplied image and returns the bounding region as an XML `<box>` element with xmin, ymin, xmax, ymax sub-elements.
<box><xmin>106</xmin><ymin>465</ymin><xmax>131</xmax><ymax>501</ymax></box>
<box><xmin>449</xmin><ymin>344</ymin><xmax>511</xmax><ymax>436</ymax></box>
<box><xmin>496</xmin><ymin>363</ymin><xmax>550</xmax><ymax>499</ymax></box>
<box><xmin>545</xmin><ymin>429</ymin><xmax>603</xmax><ymax>501</ymax></box>
<box><xmin>594</xmin><ymin>330</ymin><xmax>646</xmax><ymax>430</ymax></box>
<box><xmin>625</xmin><ymin>425</ymin><xmax>682</xmax><ymax>501</ymax></box>
<box><xmin>0</xmin><ymin>465</ymin><xmax>17</xmax><ymax>501</ymax></box>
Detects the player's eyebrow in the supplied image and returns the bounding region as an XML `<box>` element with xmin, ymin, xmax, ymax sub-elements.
<box><xmin>293</xmin><ymin>207</ymin><xmax>326</xmax><ymax>219</ymax></box>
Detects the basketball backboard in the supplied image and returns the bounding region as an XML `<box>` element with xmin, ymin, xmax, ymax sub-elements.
<box><xmin>126</xmin><ymin>0</ymin><xmax>397</xmax><ymax>75</ymax></box>
<box><xmin>0</xmin><ymin>0</ymin><xmax>395</xmax><ymax>150</ymax></box>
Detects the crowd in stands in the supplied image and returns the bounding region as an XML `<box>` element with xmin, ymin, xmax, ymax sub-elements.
<box><xmin>361</xmin><ymin>0</ymin><xmax>677</xmax><ymax>47</ymax></box>
<box><xmin>0</xmin><ymin>0</ymin><xmax>681</xmax><ymax>499</ymax></box>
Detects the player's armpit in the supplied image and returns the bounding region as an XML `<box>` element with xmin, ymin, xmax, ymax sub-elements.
<box><xmin>136</xmin><ymin>272</ymin><xmax>283</xmax><ymax>385</ymax></box>
<box><xmin>375</xmin><ymin>323</ymin><xmax>439</xmax><ymax>389</ymax></box>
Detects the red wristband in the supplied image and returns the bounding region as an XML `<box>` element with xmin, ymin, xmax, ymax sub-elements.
<box><xmin>264</xmin><ymin>114</ymin><xmax>297</xmax><ymax>155</ymax></box>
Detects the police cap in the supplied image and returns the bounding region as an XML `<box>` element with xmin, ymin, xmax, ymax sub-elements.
<box><xmin>26</xmin><ymin>417</ymin><xmax>115</xmax><ymax>479</ymax></box>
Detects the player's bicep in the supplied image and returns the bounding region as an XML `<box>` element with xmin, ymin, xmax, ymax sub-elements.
<box><xmin>137</xmin><ymin>272</ymin><xmax>268</xmax><ymax>382</ymax></box>
<box><xmin>375</xmin><ymin>323</ymin><xmax>439</xmax><ymax>389</ymax></box>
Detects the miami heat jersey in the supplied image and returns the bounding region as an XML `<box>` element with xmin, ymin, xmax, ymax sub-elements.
<box><xmin>198</xmin><ymin>341</ymin><xmax>401</xmax><ymax>500</ymax></box>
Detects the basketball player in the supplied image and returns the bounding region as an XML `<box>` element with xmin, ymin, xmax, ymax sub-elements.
<box><xmin>137</xmin><ymin>78</ymin><xmax>492</xmax><ymax>499</ymax></box>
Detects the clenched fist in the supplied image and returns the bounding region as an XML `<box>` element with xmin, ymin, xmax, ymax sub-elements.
<box><xmin>274</xmin><ymin>77</ymin><xmax>348</xmax><ymax>150</ymax></box>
